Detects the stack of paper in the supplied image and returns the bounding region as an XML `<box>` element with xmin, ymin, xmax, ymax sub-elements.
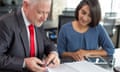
<box><xmin>48</xmin><ymin>61</ymin><xmax>110</xmax><ymax>72</ymax></box>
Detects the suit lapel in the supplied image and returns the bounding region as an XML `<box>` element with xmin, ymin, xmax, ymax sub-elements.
<box><xmin>20</xmin><ymin>28</ymin><xmax>29</xmax><ymax>57</ymax></box>
<box><xmin>15</xmin><ymin>9</ymin><xmax>29</xmax><ymax>57</ymax></box>
<box><xmin>35</xmin><ymin>27</ymin><xmax>44</xmax><ymax>58</ymax></box>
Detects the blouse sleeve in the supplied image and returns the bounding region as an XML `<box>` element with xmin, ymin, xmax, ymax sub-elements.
<box><xmin>98</xmin><ymin>24</ymin><xmax>115</xmax><ymax>56</ymax></box>
<box><xmin>57</xmin><ymin>25</ymin><xmax>67</xmax><ymax>57</ymax></box>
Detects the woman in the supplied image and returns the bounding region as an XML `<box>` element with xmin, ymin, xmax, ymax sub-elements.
<box><xmin>57</xmin><ymin>0</ymin><xmax>114</xmax><ymax>61</ymax></box>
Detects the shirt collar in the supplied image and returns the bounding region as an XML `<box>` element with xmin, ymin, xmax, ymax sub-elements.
<box><xmin>21</xmin><ymin>7</ymin><xmax>30</xmax><ymax>27</ymax></box>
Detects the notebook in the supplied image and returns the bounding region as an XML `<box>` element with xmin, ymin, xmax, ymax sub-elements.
<box><xmin>48</xmin><ymin>61</ymin><xmax>110</xmax><ymax>72</ymax></box>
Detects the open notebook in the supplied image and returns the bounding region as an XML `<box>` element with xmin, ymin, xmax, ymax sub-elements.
<box><xmin>48</xmin><ymin>61</ymin><xmax>110</xmax><ymax>72</ymax></box>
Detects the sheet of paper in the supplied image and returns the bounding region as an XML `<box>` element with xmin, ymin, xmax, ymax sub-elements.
<box><xmin>48</xmin><ymin>61</ymin><xmax>110</xmax><ymax>72</ymax></box>
<box><xmin>48</xmin><ymin>64</ymin><xmax>76</xmax><ymax>72</ymax></box>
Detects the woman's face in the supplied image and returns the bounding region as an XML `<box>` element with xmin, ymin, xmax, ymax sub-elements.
<box><xmin>78</xmin><ymin>4</ymin><xmax>91</xmax><ymax>27</ymax></box>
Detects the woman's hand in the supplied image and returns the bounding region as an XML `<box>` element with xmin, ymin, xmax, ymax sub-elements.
<box><xmin>71</xmin><ymin>49</ymin><xmax>88</xmax><ymax>61</ymax></box>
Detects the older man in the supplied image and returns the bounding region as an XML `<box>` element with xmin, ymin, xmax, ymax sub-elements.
<box><xmin>0</xmin><ymin>0</ymin><xmax>60</xmax><ymax>72</ymax></box>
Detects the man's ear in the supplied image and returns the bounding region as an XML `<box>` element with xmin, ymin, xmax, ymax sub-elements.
<box><xmin>23</xmin><ymin>1</ymin><xmax>29</xmax><ymax>10</ymax></box>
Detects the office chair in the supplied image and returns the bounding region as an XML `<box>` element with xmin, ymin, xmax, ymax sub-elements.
<box><xmin>58</xmin><ymin>15</ymin><xmax>75</xmax><ymax>32</ymax></box>
<box><xmin>103</xmin><ymin>17</ymin><xmax>116</xmax><ymax>37</ymax></box>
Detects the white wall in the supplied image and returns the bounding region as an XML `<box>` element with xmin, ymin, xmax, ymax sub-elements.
<box><xmin>44</xmin><ymin>0</ymin><xmax>66</xmax><ymax>28</ymax></box>
<box><xmin>44</xmin><ymin>0</ymin><xmax>120</xmax><ymax>28</ymax></box>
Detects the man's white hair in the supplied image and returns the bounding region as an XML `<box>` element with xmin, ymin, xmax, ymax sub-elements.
<box><xmin>23</xmin><ymin>0</ymin><xmax>51</xmax><ymax>5</ymax></box>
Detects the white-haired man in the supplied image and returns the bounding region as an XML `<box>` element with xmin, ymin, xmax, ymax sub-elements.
<box><xmin>0</xmin><ymin>0</ymin><xmax>60</xmax><ymax>72</ymax></box>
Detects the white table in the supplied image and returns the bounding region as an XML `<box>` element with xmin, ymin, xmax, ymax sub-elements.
<box><xmin>114</xmin><ymin>48</ymin><xmax>120</xmax><ymax>67</ymax></box>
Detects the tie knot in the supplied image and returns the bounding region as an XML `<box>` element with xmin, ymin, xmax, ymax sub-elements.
<box><xmin>29</xmin><ymin>24</ymin><xmax>34</xmax><ymax>30</ymax></box>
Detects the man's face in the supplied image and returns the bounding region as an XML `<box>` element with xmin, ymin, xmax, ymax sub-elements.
<box><xmin>26</xmin><ymin>1</ymin><xmax>51</xmax><ymax>27</ymax></box>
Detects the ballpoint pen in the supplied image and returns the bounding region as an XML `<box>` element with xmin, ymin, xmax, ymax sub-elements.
<box><xmin>47</xmin><ymin>60</ymin><xmax>54</xmax><ymax>66</ymax></box>
<box><xmin>38</xmin><ymin>64</ymin><xmax>50</xmax><ymax>72</ymax></box>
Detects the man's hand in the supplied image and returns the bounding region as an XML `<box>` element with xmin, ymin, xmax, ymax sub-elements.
<box><xmin>24</xmin><ymin>57</ymin><xmax>46</xmax><ymax>72</ymax></box>
<box><xmin>45</xmin><ymin>53</ymin><xmax>60</xmax><ymax>67</ymax></box>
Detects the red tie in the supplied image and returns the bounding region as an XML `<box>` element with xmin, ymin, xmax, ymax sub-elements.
<box><xmin>29</xmin><ymin>24</ymin><xmax>35</xmax><ymax>57</ymax></box>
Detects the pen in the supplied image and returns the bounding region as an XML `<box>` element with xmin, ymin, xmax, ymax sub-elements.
<box><xmin>38</xmin><ymin>64</ymin><xmax>46</xmax><ymax>67</ymax></box>
<box><xmin>38</xmin><ymin>64</ymin><xmax>50</xmax><ymax>72</ymax></box>
<box><xmin>38</xmin><ymin>60</ymin><xmax>54</xmax><ymax>67</ymax></box>
<box><xmin>38</xmin><ymin>61</ymin><xmax>54</xmax><ymax>67</ymax></box>
<box><xmin>47</xmin><ymin>60</ymin><xmax>54</xmax><ymax>66</ymax></box>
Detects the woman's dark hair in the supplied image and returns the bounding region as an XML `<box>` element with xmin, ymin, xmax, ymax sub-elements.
<box><xmin>75</xmin><ymin>0</ymin><xmax>101</xmax><ymax>27</ymax></box>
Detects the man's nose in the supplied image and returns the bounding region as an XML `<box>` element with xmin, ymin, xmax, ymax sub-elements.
<box><xmin>41</xmin><ymin>13</ymin><xmax>48</xmax><ymax>20</ymax></box>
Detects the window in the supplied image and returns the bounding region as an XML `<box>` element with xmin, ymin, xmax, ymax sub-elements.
<box><xmin>66</xmin><ymin>0</ymin><xmax>81</xmax><ymax>8</ymax></box>
<box><xmin>66</xmin><ymin>0</ymin><xmax>120</xmax><ymax>18</ymax></box>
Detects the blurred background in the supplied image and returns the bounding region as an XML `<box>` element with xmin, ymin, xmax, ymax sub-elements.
<box><xmin>0</xmin><ymin>0</ymin><xmax>120</xmax><ymax>48</ymax></box>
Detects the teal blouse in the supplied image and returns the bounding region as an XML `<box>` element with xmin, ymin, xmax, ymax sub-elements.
<box><xmin>57</xmin><ymin>22</ymin><xmax>114</xmax><ymax>57</ymax></box>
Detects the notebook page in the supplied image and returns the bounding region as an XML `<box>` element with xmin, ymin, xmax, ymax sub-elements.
<box><xmin>65</xmin><ymin>61</ymin><xmax>110</xmax><ymax>72</ymax></box>
<box><xmin>48</xmin><ymin>61</ymin><xmax>110</xmax><ymax>72</ymax></box>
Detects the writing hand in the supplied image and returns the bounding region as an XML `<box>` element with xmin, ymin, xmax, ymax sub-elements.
<box><xmin>24</xmin><ymin>57</ymin><xmax>46</xmax><ymax>72</ymax></box>
<box><xmin>45</xmin><ymin>53</ymin><xmax>60</xmax><ymax>67</ymax></box>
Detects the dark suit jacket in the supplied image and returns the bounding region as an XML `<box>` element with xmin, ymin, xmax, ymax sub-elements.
<box><xmin>0</xmin><ymin>9</ymin><xmax>56</xmax><ymax>72</ymax></box>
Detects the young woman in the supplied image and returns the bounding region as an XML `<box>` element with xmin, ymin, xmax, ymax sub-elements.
<box><xmin>57</xmin><ymin>0</ymin><xmax>114</xmax><ymax>61</ymax></box>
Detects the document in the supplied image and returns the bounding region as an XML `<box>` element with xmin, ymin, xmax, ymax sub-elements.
<box><xmin>48</xmin><ymin>61</ymin><xmax>110</xmax><ymax>72</ymax></box>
